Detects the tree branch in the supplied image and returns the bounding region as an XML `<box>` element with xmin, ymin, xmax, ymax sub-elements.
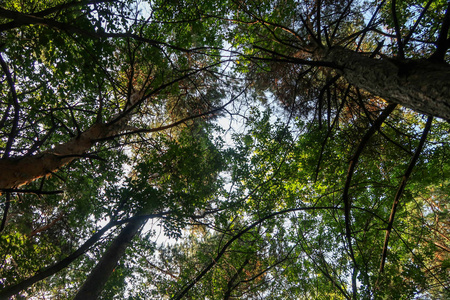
<box><xmin>314</xmin><ymin>81</ymin><xmax>348</xmax><ymax>182</ymax></box>
<box><xmin>28</xmin><ymin>212</ymin><xmax>65</xmax><ymax>237</ymax></box>
<box><xmin>430</xmin><ymin>2</ymin><xmax>450</xmax><ymax>62</ymax></box>
<box><xmin>403</xmin><ymin>0</ymin><xmax>433</xmax><ymax>46</ymax></box>
<box><xmin>0</xmin><ymin>53</ymin><xmax>20</xmax><ymax>159</ymax></box>
<box><xmin>96</xmin><ymin>88</ymin><xmax>240</xmax><ymax>141</ymax></box>
<box><xmin>0</xmin><ymin>189</ymin><xmax>64</xmax><ymax>195</ymax></box>
<box><xmin>0</xmin><ymin>212</ymin><xmax>168</xmax><ymax>299</ymax></box>
<box><xmin>391</xmin><ymin>0</ymin><xmax>405</xmax><ymax>58</ymax></box>
<box><xmin>342</xmin><ymin>103</ymin><xmax>396</xmax><ymax>277</ymax></box>
<box><xmin>172</xmin><ymin>206</ymin><xmax>342</xmax><ymax>300</ymax></box>
<box><xmin>0</xmin><ymin>7</ymin><xmax>212</xmax><ymax>55</ymax></box>
<box><xmin>379</xmin><ymin>116</ymin><xmax>433</xmax><ymax>273</ymax></box>
<box><xmin>249</xmin><ymin>45</ymin><xmax>340</xmax><ymax>69</ymax></box>
<box><xmin>0</xmin><ymin>193</ymin><xmax>11</xmax><ymax>233</ymax></box>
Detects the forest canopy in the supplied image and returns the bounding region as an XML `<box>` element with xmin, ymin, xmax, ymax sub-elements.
<box><xmin>0</xmin><ymin>0</ymin><xmax>449</xmax><ymax>299</ymax></box>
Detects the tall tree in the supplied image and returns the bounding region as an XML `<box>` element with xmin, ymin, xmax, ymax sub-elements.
<box><xmin>1</xmin><ymin>0</ymin><xmax>450</xmax><ymax>299</ymax></box>
<box><xmin>225</xmin><ymin>0</ymin><xmax>450</xmax><ymax>119</ymax></box>
<box><xmin>0</xmin><ymin>0</ymin><xmax>228</xmax><ymax>298</ymax></box>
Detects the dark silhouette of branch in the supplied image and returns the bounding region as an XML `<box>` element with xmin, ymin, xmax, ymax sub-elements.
<box><xmin>73</xmin><ymin>218</ymin><xmax>146</xmax><ymax>300</ymax></box>
<box><xmin>249</xmin><ymin>45</ymin><xmax>339</xmax><ymax>69</ymax></box>
<box><xmin>172</xmin><ymin>206</ymin><xmax>342</xmax><ymax>300</ymax></box>
<box><xmin>0</xmin><ymin>189</ymin><xmax>64</xmax><ymax>195</ymax></box>
<box><xmin>223</xmin><ymin>258</ymin><xmax>250</xmax><ymax>300</ymax></box>
<box><xmin>391</xmin><ymin>0</ymin><xmax>405</xmax><ymax>58</ymax></box>
<box><xmin>28</xmin><ymin>212</ymin><xmax>65</xmax><ymax>237</ymax></box>
<box><xmin>389</xmin><ymin>227</ymin><xmax>450</xmax><ymax>293</ymax></box>
<box><xmin>0</xmin><ymin>7</ymin><xmax>215</xmax><ymax>55</ymax></box>
<box><xmin>0</xmin><ymin>193</ymin><xmax>10</xmax><ymax>233</ymax></box>
<box><xmin>0</xmin><ymin>212</ymin><xmax>168</xmax><ymax>299</ymax></box>
<box><xmin>96</xmin><ymin>89</ymin><xmax>241</xmax><ymax>141</ymax></box>
<box><xmin>317</xmin><ymin>75</ymin><xmax>342</xmax><ymax>128</ymax></box>
<box><xmin>341</xmin><ymin>103</ymin><xmax>396</xmax><ymax>292</ymax></box>
<box><xmin>430</xmin><ymin>2</ymin><xmax>450</xmax><ymax>62</ymax></box>
<box><xmin>0</xmin><ymin>0</ymin><xmax>113</xmax><ymax>32</ymax></box>
<box><xmin>355</xmin><ymin>89</ymin><xmax>412</xmax><ymax>155</ymax></box>
<box><xmin>105</xmin><ymin>60</ymin><xmax>226</xmax><ymax>128</ymax></box>
<box><xmin>379</xmin><ymin>116</ymin><xmax>433</xmax><ymax>273</ymax></box>
<box><xmin>314</xmin><ymin>83</ymin><xmax>348</xmax><ymax>182</ymax></box>
<box><xmin>0</xmin><ymin>220</ymin><xmax>116</xmax><ymax>300</ymax></box>
<box><xmin>0</xmin><ymin>53</ymin><xmax>20</xmax><ymax>159</ymax></box>
<box><xmin>331</xmin><ymin>0</ymin><xmax>355</xmax><ymax>44</ymax></box>
<box><xmin>404</xmin><ymin>0</ymin><xmax>434</xmax><ymax>46</ymax></box>
<box><xmin>297</xmin><ymin>227</ymin><xmax>352</xmax><ymax>300</ymax></box>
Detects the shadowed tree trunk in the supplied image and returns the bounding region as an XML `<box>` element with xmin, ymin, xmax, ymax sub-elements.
<box><xmin>73</xmin><ymin>218</ymin><xmax>146</xmax><ymax>300</ymax></box>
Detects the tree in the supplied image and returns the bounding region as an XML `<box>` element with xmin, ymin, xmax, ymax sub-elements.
<box><xmin>216</xmin><ymin>0</ymin><xmax>450</xmax><ymax>297</ymax></box>
<box><xmin>0</xmin><ymin>0</ymin><xmax>228</xmax><ymax>298</ymax></box>
<box><xmin>159</xmin><ymin>108</ymin><xmax>450</xmax><ymax>299</ymax></box>
<box><xmin>1</xmin><ymin>0</ymin><xmax>450</xmax><ymax>299</ymax></box>
<box><xmin>219</xmin><ymin>0</ymin><xmax>449</xmax><ymax>116</ymax></box>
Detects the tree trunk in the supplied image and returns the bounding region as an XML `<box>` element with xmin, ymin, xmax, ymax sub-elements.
<box><xmin>0</xmin><ymin>122</ymin><xmax>121</xmax><ymax>190</ymax></box>
<box><xmin>0</xmin><ymin>92</ymin><xmax>142</xmax><ymax>190</ymax></box>
<box><xmin>325</xmin><ymin>47</ymin><xmax>450</xmax><ymax>120</ymax></box>
<box><xmin>0</xmin><ymin>220</ymin><xmax>118</xmax><ymax>300</ymax></box>
<box><xmin>73</xmin><ymin>218</ymin><xmax>146</xmax><ymax>300</ymax></box>
<box><xmin>0</xmin><ymin>123</ymin><xmax>103</xmax><ymax>189</ymax></box>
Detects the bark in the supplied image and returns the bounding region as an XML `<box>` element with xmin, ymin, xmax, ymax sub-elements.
<box><xmin>73</xmin><ymin>218</ymin><xmax>146</xmax><ymax>300</ymax></box>
<box><xmin>0</xmin><ymin>87</ymin><xmax>234</xmax><ymax>191</ymax></box>
<box><xmin>379</xmin><ymin>116</ymin><xmax>433</xmax><ymax>273</ymax></box>
<box><xmin>0</xmin><ymin>214</ymin><xmax>164</xmax><ymax>300</ymax></box>
<box><xmin>0</xmin><ymin>92</ymin><xmax>142</xmax><ymax>190</ymax></box>
<box><xmin>324</xmin><ymin>47</ymin><xmax>450</xmax><ymax>120</ymax></box>
<box><xmin>0</xmin><ymin>123</ymin><xmax>114</xmax><ymax>189</ymax></box>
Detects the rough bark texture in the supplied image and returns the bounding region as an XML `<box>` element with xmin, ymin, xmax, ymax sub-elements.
<box><xmin>0</xmin><ymin>92</ymin><xmax>142</xmax><ymax>190</ymax></box>
<box><xmin>325</xmin><ymin>47</ymin><xmax>450</xmax><ymax>120</ymax></box>
<box><xmin>0</xmin><ymin>123</ymin><xmax>106</xmax><ymax>189</ymax></box>
<box><xmin>0</xmin><ymin>121</ymin><xmax>127</xmax><ymax>190</ymax></box>
<box><xmin>73</xmin><ymin>218</ymin><xmax>145</xmax><ymax>300</ymax></box>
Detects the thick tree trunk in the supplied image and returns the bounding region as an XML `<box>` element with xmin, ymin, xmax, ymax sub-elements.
<box><xmin>73</xmin><ymin>218</ymin><xmax>146</xmax><ymax>300</ymax></box>
<box><xmin>0</xmin><ymin>123</ymin><xmax>107</xmax><ymax>189</ymax></box>
<box><xmin>0</xmin><ymin>93</ymin><xmax>142</xmax><ymax>190</ymax></box>
<box><xmin>325</xmin><ymin>47</ymin><xmax>450</xmax><ymax>120</ymax></box>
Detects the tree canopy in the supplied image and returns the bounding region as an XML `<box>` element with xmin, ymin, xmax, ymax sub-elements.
<box><xmin>0</xmin><ymin>0</ymin><xmax>449</xmax><ymax>299</ymax></box>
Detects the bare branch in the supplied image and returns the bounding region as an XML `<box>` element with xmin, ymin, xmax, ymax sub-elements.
<box><xmin>430</xmin><ymin>2</ymin><xmax>450</xmax><ymax>62</ymax></box>
<box><xmin>379</xmin><ymin>116</ymin><xmax>433</xmax><ymax>273</ymax></box>
<box><xmin>391</xmin><ymin>0</ymin><xmax>405</xmax><ymax>58</ymax></box>
<box><xmin>403</xmin><ymin>0</ymin><xmax>434</xmax><ymax>46</ymax></box>
<box><xmin>0</xmin><ymin>53</ymin><xmax>20</xmax><ymax>159</ymax></box>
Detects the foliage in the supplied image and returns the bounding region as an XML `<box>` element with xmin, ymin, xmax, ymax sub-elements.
<box><xmin>1</xmin><ymin>0</ymin><xmax>449</xmax><ymax>299</ymax></box>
